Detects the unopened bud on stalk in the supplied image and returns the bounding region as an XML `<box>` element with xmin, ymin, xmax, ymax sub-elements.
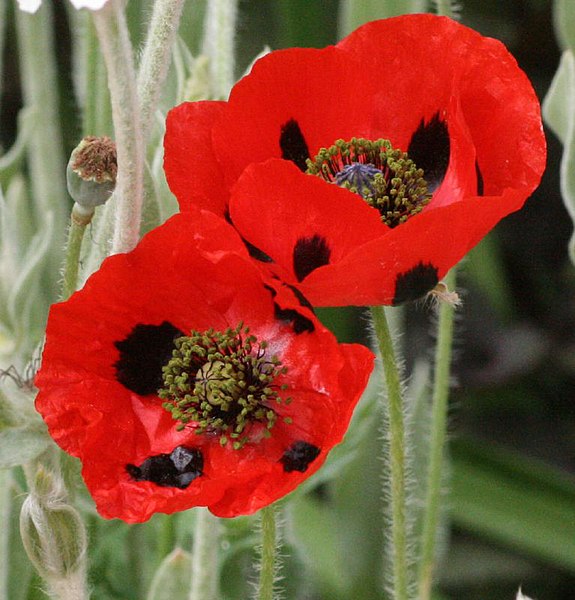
<box><xmin>147</xmin><ymin>548</ymin><xmax>193</xmax><ymax>600</ymax></box>
<box><xmin>20</xmin><ymin>466</ymin><xmax>88</xmax><ymax>599</ymax></box>
<box><xmin>66</xmin><ymin>135</ymin><xmax>117</xmax><ymax>209</ymax></box>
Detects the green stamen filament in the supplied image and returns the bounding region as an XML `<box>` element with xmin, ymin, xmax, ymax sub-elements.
<box><xmin>159</xmin><ymin>324</ymin><xmax>289</xmax><ymax>450</ymax></box>
<box><xmin>306</xmin><ymin>137</ymin><xmax>431</xmax><ymax>228</ymax></box>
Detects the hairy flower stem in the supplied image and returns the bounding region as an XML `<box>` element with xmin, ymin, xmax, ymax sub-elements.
<box><xmin>189</xmin><ymin>508</ymin><xmax>220</xmax><ymax>600</ymax></box>
<box><xmin>92</xmin><ymin>1</ymin><xmax>144</xmax><ymax>255</ymax></box>
<box><xmin>61</xmin><ymin>205</ymin><xmax>94</xmax><ymax>301</ymax></box>
<box><xmin>256</xmin><ymin>505</ymin><xmax>277</xmax><ymax>600</ymax></box>
<box><xmin>138</xmin><ymin>0</ymin><xmax>186</xmax><ymax>143</ymax></box>
<box><xmin>433</xmin><ymin>0</ymin><xmax>457</xmax><ymax>18</ymax></box>
<box><xmin>417</xmin><ymin>268</ymin><xmax>457</xmax><ymax>600</ymax></box>
<box><xmin>16</xmin><ymin>2</ymin><xmax>68</xmax><ymax>288</ymax></box>
<box><xmin>370</xmin><ymin>305</ymin><xmax>409</xmax><ymax>600</ymax></box>
<box><xmin>202</xmin><ymin>0</ymin><xmax>238</xmax><ymax>99</ymax></box>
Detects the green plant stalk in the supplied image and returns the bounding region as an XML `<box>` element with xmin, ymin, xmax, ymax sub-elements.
<box><xmin>202</xmin><ymin>0</ymin><xmax>238</xmax><ymax>99</ymax></box>
<box><xmin>15</xmin><ymin>2</ymin><xmax>68</xmax><ymax>288</ymax></box>
<box><xmin>0</xmin><ymin>470</ymin><xmax>10</xmax><ymax>599</ymax></box>
<box><xmin>61</xmin><ymin>205</ymin><xmax>94</xmax><ymax>301</ymax></box>
<box><xmin>338</xmin><ymin>0</ymin><xmax>428</xmax><ymax>36</ymax></box>
<box><xmin>126</xmin><ymin>524</ymin><xmax>147</xmax><ymax>599</ymax></box>
<box><xmin>138</xmin><ymin>0</ymin><xmax>186</xmax><ymax>143</ymax></box>
<box><xmin>370</xmin><ymin>305</ymin><xmax>409</xmax><ymax>600</ymax></box>
<box><xmin>433</xmin><ymin>0</ymin><xmax>457</xmax><ymax>18</ymax></box>
<box><xmin>79</xmin><ymin>14</ymin><xmax>113</xmax><ymax>137</ymax></box>
<box><xmin>92</xmin><ymin>0</ymin><xmax>144</xmax><ymax>255</ymax></box>
<box><xmin>188</xmin><ymin>508</ymin><xmax>220</xmax><ymax>600</ymax></box>
<box><xmin>417</xmin><ymin>268</ymin><xmax>457</xmax><ymax>600</ymax></box>
<box><xmin>256</xmin><ymin>505</ymin><xmax>277</xmax><ymax>600</ymax></box>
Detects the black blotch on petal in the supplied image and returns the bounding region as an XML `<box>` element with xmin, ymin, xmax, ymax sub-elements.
<box><xmin>280</xmin><ymin>441</ymin><xmax>321</xmax><ymax>473</ymax></box>
<box><xmin>284</xmin><ymin>283</ymin><xmax>314</xmax><ymax>313</ymax></box>
<box><xmin>279</xmin><ymin>119</ymin><xmax>310</xmax><ymax>172</ymax></box>
<box><xmin>275</xmin><ymin>305</ymin><xmax>315</xmax><ymax>334</ymax></box>
<box><xmin>407</xmin><ymin>113</ymin><xmax>450</xmax><ymax>192</ymax></box>
<box><xmin>225</xmin><ymin>210</ymin><xmax>274</xmax><ymax>263</ymax></box>
<box><xmin>393</xmin><ymin>262</ymin><xmax>439</xmax><ymax>305</ymax></box>
<box><xmin>293</xmin><ymin>235</ymin><xmax>331</xmax><ymax>282</ymax></box>
<box><xmin>264</xmin><ymin>284</ymin><xmax>315</xmax><ymax>335</ymax></box>
<box><xmin>114</xmin><ymin>321</ymin><xmax>184</xmax><ymax>395</ymax></box>
<box><xmin>126</xmin><ymin>446</ymin><xmax>203</xmax><ymax>489</ymax></box>
<box><xmin>476</xmin><ymin>161</ymin><xmax>484</xmax><ymax>196</ymax></box>
<box><xmin>243</xmin><ymin>238</ymin><xmax>274</xmax><ymax>263</ymax></box>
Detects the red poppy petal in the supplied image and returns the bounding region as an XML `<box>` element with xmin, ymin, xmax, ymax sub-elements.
<box><xmin>338</xmin><ymin>14</ymin><xmax>546</xmax><ymax>194</ymax></box>
<box><xmin>301</xmin><ymin>188</ymin><xmax>528</xmax><ymax>306</ymax></box>
<box><xmin>229</xmin><ymin>159</ymin><xmax>384</xmax><ymax>284</ymax></box>
<box><xmin>164</xmin><ymin>101</ymin><xmax>229</xmax><ymax>215</ymax></box>
<box><xmin>35</xmin><ymin>209</ymin><xmax>375</xmax><ymax>521</ymax></box>
<box><xmin>211</xmin><ymin>46</ymin><xmax>377</xmax><ymax>188</ymax></box>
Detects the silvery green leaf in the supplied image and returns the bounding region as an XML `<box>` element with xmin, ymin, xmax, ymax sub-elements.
<box><xmin>543</xmin><ymin>49</ymin><xmax>573</xmax><ymax>144</ymax></box>
<box><xmin>542</xmin><ymin>49</ymin><xmax>575</xmax><ymax>263</ymax></box>
<box><xmin>0</xmin><ymin>426</ymin><xmax>51</xmax><ymax>469</ymax></box>
<box><xmin>78</xmin><ymin>196</ymin><xmax>114</xmax><ymax>287</ymax></box>
<box><xmin>6</xmin><ymin>211</ymin><xmax>53</xmax><ymax>353</ymax></box>
<box><xmin>0</xmin><ymin>107</ymin><xmax>37</xmax><ymax>188</ymax></box>
<box><xmin>0</xmin><ymin>178</ymin><xmax>52</xmax><ymax>359</ymax></box>
<box><xmin>146</xmin><ymin>548</ymin><xmax>192</xmax><ymax>600</ymax></box>
<box><xmin>339</xmin><ymin>0</ymin><xmax>428</xmax><ymax>36</ymax></box>
<box><xmin>553</xmin><ymin>0</ymin><xmax>575</xmax><ymax>51</ymax></box>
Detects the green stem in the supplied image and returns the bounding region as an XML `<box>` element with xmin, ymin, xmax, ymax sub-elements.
<box><xmin>16</xmin><ymin>2</ymin><xmax>68</xmax><ymax>289</ymax></box>
<box><xmin>417</xmin><ymin>268</ymin><xmax>457</xmax><ymax>600</ymax></box>
<box><xmin>138</xmin><ymin>0</ymin><xmax>186</xmax><ymax>143</ymax></box>
<box><xmin>157</xmin><ymin>514</ymin><xmax>178</xmax><ymax>562</ymax></box>
<box><xmin>188</xmin><ymin>508</ymin><xmax>220</xmax><ymax>600</ymax></box>
<box><xmin>92</xmin><ymin>0</ymin><xmax>144</xmax><ymax>255</ymax></box>
<box><xmin>60</xmin><ymin>205</ymin><xmax>94</xmax><ymax>301</ymax></box>
<box><xmin>202</xmin><ymin>0</ymin><xmax>238</xmax><ymax>99</ymax></box>
<box><xmin>256</xmin><ymin>505</ymin><xmax>277</xmax><ymax>600</ymax></box>
<box><xmin>370</xmin><ymin>305</ymin><xmax>409</xmax><ymax>600</ymax></box>
<box><xmin>338</xmin><ymin>0</ymin><xmax>428</xmax><ymax>36</ymax></box>
<box><xmin>77</xmin><ymin>13</ymin><xmax>113</xmax><ymax>137</ymax></box>
<box><xmin>433</xmin><ymin>0</ymin><xmax>457</xmax><ymax>17</ymax></box>
<box><xmin>127</xmin><ymin>524</ymin><xmax>146</xmax><ymax>600</ymax></box>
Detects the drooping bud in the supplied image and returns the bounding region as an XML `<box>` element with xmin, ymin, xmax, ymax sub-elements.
<box><xmin>19</xmin><ymin>466</ymin><xmax>88</xmax><ymax>598</ymax></box>
<box><xmin>147</xmin><ymin>548</ymin><xmax>193</xmax><ymax>600</ymax></box>
<box><xmin>66</xmin><ymin>135</ymin><xmax>117</xmax><ymax>210</ymax></box>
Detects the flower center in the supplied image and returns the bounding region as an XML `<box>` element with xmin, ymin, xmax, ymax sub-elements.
<box><xmin>158</xmin><ymin>324</ymin><xmax>289</xmax><ymax>450</ymax></box>
<box><xmin>306</xmin><ymin>138</ymin><xmax>431</xmax><ymax>228</ymax></box>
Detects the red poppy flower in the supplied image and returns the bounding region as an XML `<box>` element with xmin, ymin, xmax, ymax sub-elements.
<box><xmin>164</xmin><ymin>14</ymin><xmax>546</xmax><ymax>306</ymax></box>
<box><xmin>34</xmin><ymin>211</ymin><xmax>374</xmax><ymax>522</ymax></box>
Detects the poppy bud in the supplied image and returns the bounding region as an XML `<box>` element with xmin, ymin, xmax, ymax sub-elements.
<box><xmin>66</xmin><ymin>135</ymin><xmax>117</xmax><ymax>209</ymax></box>
<box><xmin>19</xmin><ymin>466</ymin><xmax>88</xmax><ymax>596</ymax></box>
<box><xmin>147</xmin><ymin>548</ymin><xmax>193</xmax><ymax>600</ymax></box>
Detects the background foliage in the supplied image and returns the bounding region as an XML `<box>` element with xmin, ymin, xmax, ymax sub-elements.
<box><xmin>0</xmin><ymin>1</ymin><xmax>574</xmax><ymax>599</ymax></box>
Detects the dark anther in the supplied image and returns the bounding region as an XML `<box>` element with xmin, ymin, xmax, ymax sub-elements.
<box><xmin>407</xmin><ymin>113</ymin><xmax>450</xmax><ymax>192</ymax></box>
<box><xmin>126</xmin><ymin>446</ymin><xmax>203</xmax><ymax>489</ymax></box>
<box><xmin>393</xmin><ymin>262</ymin><xmax>439</xmax><ymax>305</ymax></box>
<box><xmin>279</xmin><ymin>119</ymin><xmax>310</xmax><ymax>172</ymax></box>
<box><xmin>293</xmin><ymin>235</ymin><xmax>331</xmax><ymax>282</ymax></box>
<box><xmin>280</xmin><ymin>441</ymin><xmax>320</xmax><ymax>473</ymax></box>
<box><xmin>114</xmin><ymin>321</ymin><xmax>184</xmax><ymax>395</ymax></box>
<box><xmin>475</xmin><ymin>161</ymin><xmax>484</xmax><ymax>196</ymax></box>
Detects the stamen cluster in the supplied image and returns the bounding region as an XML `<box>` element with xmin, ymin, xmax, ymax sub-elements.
<box><xmin>306</xmin><ymin>138</ymin><xmax>431</xmax><ymax>228</ymax></box>
<box><xmin>159</xmin><ymin>324</ymin><xmax>289</xmax><ymax>449</ymax></box>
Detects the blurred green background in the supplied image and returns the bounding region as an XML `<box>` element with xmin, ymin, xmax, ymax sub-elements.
<box><xmin>1</xmin><ymin>1</ymin><xmax>574</xmax><ymax>599</ymax></box>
